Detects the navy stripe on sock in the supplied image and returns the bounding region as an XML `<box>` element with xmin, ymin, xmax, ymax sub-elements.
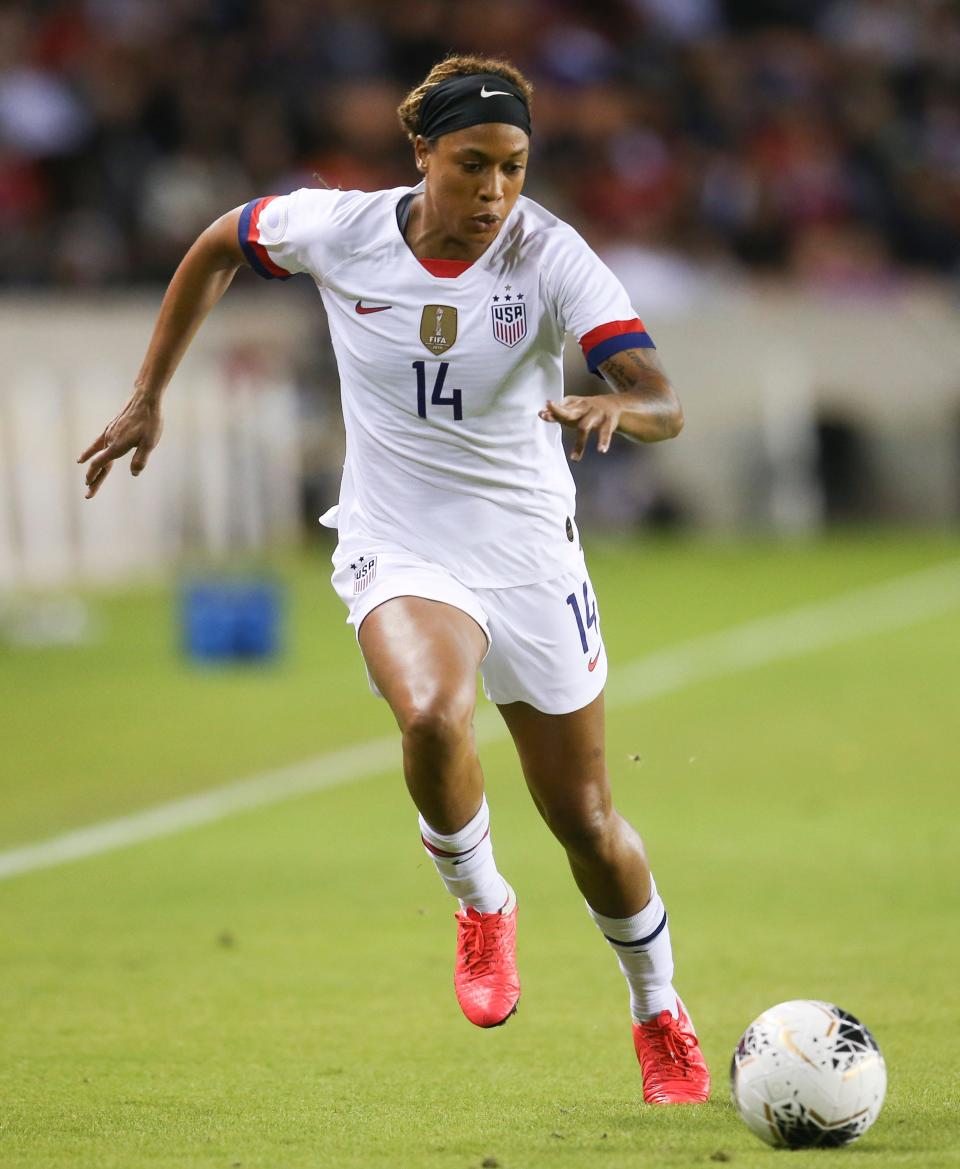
<box><xmin>604</xmin><ymin>910</ymin><xmax>667</xmax><ymax>950</ymax></box>
<box><xmin>421</xmin><ymin>826</ymin><xmax>489</xmax><ymax>859</ymax></box>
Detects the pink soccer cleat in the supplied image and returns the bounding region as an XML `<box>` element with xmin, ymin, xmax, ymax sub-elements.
<box><xmin>632</xmin><ymin>998</ymin><xmax>711</xmax><ymax>1103</ymax></box>
<box><xmin>453</xmin><ymin>897</ymin><xmax>520</xmax><ymax>1028</ymax></box>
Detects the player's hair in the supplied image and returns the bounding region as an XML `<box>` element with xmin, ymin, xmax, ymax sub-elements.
<box><xmin>397</xmin><ymin>54</ymin><xmax>534</xmax><ymax>143</ymax></box>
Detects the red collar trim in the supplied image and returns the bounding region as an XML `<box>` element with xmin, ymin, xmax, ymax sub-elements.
<box><xmin>419</xmin><ymin>258</ymin><xmax>473</xmax><ymax>278</ymax></box>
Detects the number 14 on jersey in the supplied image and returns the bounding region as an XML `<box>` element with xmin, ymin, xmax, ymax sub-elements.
<box><xmin>413</xmin><ymin>361</ymin><xmax>462</xmax><ymax>421</ymax></box>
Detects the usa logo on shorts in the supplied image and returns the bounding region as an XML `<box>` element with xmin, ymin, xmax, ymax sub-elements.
<box><xmin>491</xmin><ymin>302</ymin><xmax>527</xmax><ymax>348</ymax></box>
<box><xmin>352</xmin><ymin>555</ymin><xmax>377</xmax><ymax>594</ymax></box>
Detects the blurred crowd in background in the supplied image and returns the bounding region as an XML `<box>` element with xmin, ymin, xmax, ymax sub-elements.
<box><xmin>2</xmin><ymin>0</ymin><xmax>960</xmax><ymax>292</ymax></box>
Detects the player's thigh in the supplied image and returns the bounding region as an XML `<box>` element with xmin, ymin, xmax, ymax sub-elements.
<box><xmin>331</xmin><ymin>546</ymin><xmax>490</xmax><ymax>727</ymax></box>
<box><xmin>359</xmin><ymin>596</ymin><xmax>488</xmax><ymax>728</ymax></box>
<box><xmin>499</xmin><ymin>691</ymin><xmax>610</xmax><ymax>827</ymax></box>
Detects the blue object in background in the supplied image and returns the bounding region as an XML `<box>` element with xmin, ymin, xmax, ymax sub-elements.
<box><xmin>181</xmin><ymin>579</ymin><xmax>283</xmax><ymax>663</ymax></box>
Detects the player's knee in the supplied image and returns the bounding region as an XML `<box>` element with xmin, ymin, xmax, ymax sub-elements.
<box><xmin>542</xmin><ymin>796</ymin><xmax>616</xmax><ymax>858</ymax></box>
<box><xmin>400</xmin><ymin>693</ymin><xmax>475</xmax><ymax>760</ymax></box>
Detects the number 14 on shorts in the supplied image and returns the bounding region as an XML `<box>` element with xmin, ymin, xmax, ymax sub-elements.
<box><xmin>566</xmin><ymin>581</ymin><xmax>600</xmax><ymax>662</ymax></box>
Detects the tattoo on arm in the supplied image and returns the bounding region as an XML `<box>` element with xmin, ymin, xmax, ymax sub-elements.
<box><xmin>601</xmin><ymin>348</ymin><xmax>667</xmax><ymax>391</ymax></box>
<box><xmin>598</xmin><ymin>348</ymin><xmax>682</xmax><ymax>441</ymax></box>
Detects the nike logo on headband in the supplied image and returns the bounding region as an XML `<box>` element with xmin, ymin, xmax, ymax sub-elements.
<box><xmin>480</xmin><ymin>85</ymin><xmax>512</xmax><ymax>98</ymax></box>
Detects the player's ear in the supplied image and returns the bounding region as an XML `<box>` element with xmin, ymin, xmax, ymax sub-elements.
<box><xmin>414</xmin><ymin>135</ymin><xmax>430</xmax><ymax>174</ymax></box>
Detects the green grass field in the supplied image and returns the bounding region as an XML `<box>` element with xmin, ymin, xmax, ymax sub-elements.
<box><xmin>2</xmin><ymin>533</ymin><xmax>959</xmax><ymax>1169</ymax></box>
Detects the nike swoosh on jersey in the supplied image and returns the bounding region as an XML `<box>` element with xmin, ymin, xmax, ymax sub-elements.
<box><xmin>587</xmin><ymin>646</ymin><xmax>603</xmax><ymax>672</ymax></box>
<box><xmin>480</xmin><ymin>85</ymin><xmax>512</xmax><ymax>98</ymax></box>
<box><xmin>355</xmin><ymin>300</ymin><xmax>392</xmax><ymax>314</ymax></box>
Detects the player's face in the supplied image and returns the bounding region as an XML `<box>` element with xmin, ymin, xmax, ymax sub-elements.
<box><xmin>417</xmin><ymin>123</ymin><xmax>529</xmax><ymax>248</ymax></box>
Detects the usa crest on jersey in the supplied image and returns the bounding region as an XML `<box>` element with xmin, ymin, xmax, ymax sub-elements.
<box><xmin>491</xmin><ymin>302</ymin><xmax>527</xmax><ymax>348</ymax></box>
<box><xmin>352</xmin><ymin>555</ymin><xmax>377</xmax><ymax>594</ymax></box>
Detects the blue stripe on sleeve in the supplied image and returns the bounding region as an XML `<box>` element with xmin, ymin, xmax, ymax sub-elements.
<box><xmin>237</xmin><ymin>199</ymin><xmax>288</xmax><ymax>280</ymax></box>
<box><xmin>586</xmin><ymin>330</ymin><xmax>656</xmax><ymax>374</ymax></box>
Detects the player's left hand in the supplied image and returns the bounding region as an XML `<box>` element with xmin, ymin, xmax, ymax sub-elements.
<box><xmin>77</xmin><ymin>393</ymin><xmax>164</xmax><ymax>498</ymax></box>
<box><xmin>538</xmin><ymin>394</ymin><xmax>622</xmax><ymax>461</ymax></box>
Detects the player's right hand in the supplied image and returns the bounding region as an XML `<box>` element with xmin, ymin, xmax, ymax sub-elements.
<box><xmin>78</xmin><ymin>394</ymin><xmax>164</xmax><ymax>499</ymax></box>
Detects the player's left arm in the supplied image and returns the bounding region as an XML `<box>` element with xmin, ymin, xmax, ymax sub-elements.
<box><xmin>538</xmin><ymin>347</ymin><xmax>683</xmax><ymax>462</ymax></box>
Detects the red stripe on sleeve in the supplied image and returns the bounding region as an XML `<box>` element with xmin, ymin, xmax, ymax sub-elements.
<box><xmin>578</xmin><ymin>317</ymin><xmax>647</xmax><ymax>357</ymax></box>
<box><xmin>247</xmin><ymin>196</ymin><xmax>292</xmax><ymax>279</ymax></box>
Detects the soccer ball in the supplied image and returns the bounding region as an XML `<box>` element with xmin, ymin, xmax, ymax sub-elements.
<box><xmin>730</xmin><ymin>1000</ymin><xmax>887</xmax><ymax>1149</ymax></box>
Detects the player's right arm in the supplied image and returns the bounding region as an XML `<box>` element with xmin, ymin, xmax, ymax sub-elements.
<box><xmin>78</xmin><ymin>207</ymin><xmax>245</xmax><ymax>499</ymax></box>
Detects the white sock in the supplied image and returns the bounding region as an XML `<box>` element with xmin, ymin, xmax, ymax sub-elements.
<box><xmin>419</xmin><ymin>795</ymin><xmax>511</xmax><ymax>914</ymax></box>
<box><xmin>587</xmin><ymin>875</ymin><xmax>678</xmax><ymax>1023</ymax></box>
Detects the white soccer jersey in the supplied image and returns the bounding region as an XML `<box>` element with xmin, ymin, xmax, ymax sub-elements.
<box><xmin>239</xmin><ymin>186</ymin><xmax>655</xmax><ymax>587</ymax></box>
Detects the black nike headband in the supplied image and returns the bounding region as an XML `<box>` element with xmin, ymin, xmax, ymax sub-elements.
<box><xmin>417</xmin><ymin>73</ymin><xmax>532</xmax><ymax>141</ymax></box>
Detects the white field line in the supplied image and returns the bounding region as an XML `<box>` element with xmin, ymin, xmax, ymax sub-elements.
<box><xmin>1</xmin><ymin>558</ymin><xmax>958</xmax><ymax>884</ymax></box>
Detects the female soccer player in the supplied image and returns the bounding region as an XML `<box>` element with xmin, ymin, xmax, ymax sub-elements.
<box><xmin>79</xmin><ymin>55</ymin><xmax>710</xmax><ymax>1104</ymax></box>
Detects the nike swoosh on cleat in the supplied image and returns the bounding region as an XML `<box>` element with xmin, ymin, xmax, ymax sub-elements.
<box><xmin>355</xmin><ymin>300</ymin><xmax>392</xmax><ymax>314</ymax></box>
<box><xmin>480</xmin><ymin>85</ymin><xmax>511</xmax><ymax>98</ymax></box>
<box><xmin>588</xmin><ymin>646</ymin><xmax>603</xmax><ymax>672</ymax></box>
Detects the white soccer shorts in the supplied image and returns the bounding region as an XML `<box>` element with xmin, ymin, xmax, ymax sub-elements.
<box><xmin>330</xmin><ymin>544</ymin><xmax>607</xmax><ymax>715</ymax></box>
